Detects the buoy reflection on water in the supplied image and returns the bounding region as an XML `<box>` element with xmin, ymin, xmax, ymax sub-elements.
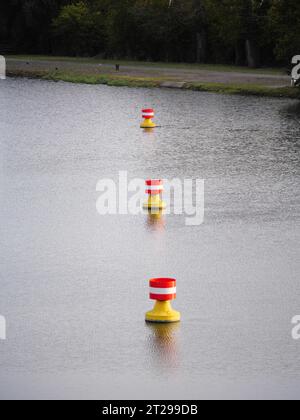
<box><xmin>146</xmin><ymin>209</ymin><xmax>165</xmax><ymax>231</ymax></box>
<box><xmin>146</xmin><ymin>323</ymin><xmax>180</xmax><ymax>370</ymax></box>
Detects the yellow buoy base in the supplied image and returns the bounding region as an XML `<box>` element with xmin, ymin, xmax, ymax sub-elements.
<box><xmin>141</xmin><ymin>118</ymin><xmax>156</xmax><ymax>128</ymax></box>
<box><xmin>143</xmin><ymin>196</ymin><xmax>166</xmax><ymax>210</ymax></box>
<box><xmin>147</xmin><ymin>210</ymin><xmax>163</xmax><ymax>219</ymax></box>
<box><xmin>146</xmin><ymin>301</ymin><xmax>181</xmax><ymax>323</ymax></box>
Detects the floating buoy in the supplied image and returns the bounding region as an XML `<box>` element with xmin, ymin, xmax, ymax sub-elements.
<box><xmin>145</xmin><ymin>278</ymin><xmax>181</xmax><ymax>323</ymax></box>
<box><xmin>141</xmin><ymin>108</ymin><xmax>156</xmax><ymax>128</ymax></box>
<box><xmin>143</xmin><ymin>180</ymin><xmax>166</xmax><ymax>210</ymax></box>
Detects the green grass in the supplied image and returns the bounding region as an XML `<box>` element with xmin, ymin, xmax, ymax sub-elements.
<box><xmin>48</xmin><ymin>71</ymin><xmax>300</xmax><ymax>98</ymax></box>
<box><xmin>44</xmin><ymin>71</ymin><xmax>162</xmax><ymax>88</ymax></box>
<box><xmin>6</xmin><ymin>54</ymin><xmax>285</xmax><ymax>75</ymax></box>
<box><xmin>7</xmin><ymin>68</ymin><xmax>299</xmax><ymax>99</ymax></box>
<box><xmin>185</xmin><ymin>82</ymin><xmax>300</xmax><ymax>99</ymax></box>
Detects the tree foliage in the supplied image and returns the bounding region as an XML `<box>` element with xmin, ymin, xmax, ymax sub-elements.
<box><xmin>268</xmin><ymin>0</ymin><xmax>300</xmax><ymax>62</ymax></box>
<box><xmin>1</xmin><ymin>0</ymin><xmax>300</xmax><ymax>67</ymax></box>
<box><xmin>52</xmin><ymin>2</ymin><xmax>106</xmax><ymax>55</ymax></box>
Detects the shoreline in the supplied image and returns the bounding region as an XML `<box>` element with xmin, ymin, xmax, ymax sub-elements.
<box><xmin>5</xmin><ymin>56</ymin><xmax>300</xmax><ymax>99</ymax></box>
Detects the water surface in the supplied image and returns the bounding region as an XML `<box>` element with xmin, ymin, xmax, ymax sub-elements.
<box><xmin>0</xmin><ymin>78</ymin><xmax>300</xmax><ymax>399</ymax></box>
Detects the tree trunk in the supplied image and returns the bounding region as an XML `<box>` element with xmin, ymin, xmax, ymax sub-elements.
<box><xmin>235</xmin><ymin>40</ymin><xmax>246</xmax><ymax>66</ymax></box>
<box><xmin>196</xmin><ymin>31</ymin><xmax>206</xmax><ymax>63</ymax></box>
<box><xmin>245</xmin><ymin>39</ymin><xmax>260</xmax><ymax>68</ymax></box>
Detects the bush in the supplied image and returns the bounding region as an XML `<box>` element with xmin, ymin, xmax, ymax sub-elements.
<box><xmin>52</xmin><ymin>1</ymin><xmax>106</xmax><ymax>56</ymax></box>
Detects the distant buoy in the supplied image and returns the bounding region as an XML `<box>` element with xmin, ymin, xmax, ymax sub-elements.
<box><xmin>143</xmin><ymin>180</ymin><xmax>166</xmax><ymax>210</ymax></box>
<box><xmin>146</xmin><ymin>278</ymin><xmax>181</xmax><ymax>323</ymax></box>
<box><xmin>141</xmin><ymin>108</ymin><xmax>156</xmax><ymax>128</ymax></box>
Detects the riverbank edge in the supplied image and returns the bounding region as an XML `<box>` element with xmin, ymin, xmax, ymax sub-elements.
<box><xmin>7</xmin><ymin>69</ymin><xmax>300</xmax><ymax>99</ymax></box>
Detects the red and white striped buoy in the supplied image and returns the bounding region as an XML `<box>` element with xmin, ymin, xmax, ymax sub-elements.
<box><xmin>143</xmin><ymin>179</ymin><xmax>166</xmax><ymax>209</ymax></box>
<box><xmin>142</xmin><ymin>109</ymin><xmax>154</xmax><ymax>119</ymax></box>
<box><xmin>141</xmin><ymin>108</ymin><xmax>156</xmax><ymax>128</ymax></box>
<box><xmin>150</xmin><ymin>278</ymin><xmax>177</xmax><ymax>301</ymax></box>
<box><xmin>146</xmin><ymin>179</ymin><xmax>163</xmax><ymax>195</ymax></box>
<box><xmin>146</xmin><ymin>278</ymin><xmax>181</xmax><ymax>323</ymax></box>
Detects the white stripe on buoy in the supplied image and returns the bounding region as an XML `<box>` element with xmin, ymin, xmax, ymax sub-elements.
<box><xmin>149</xmin><ymin>287</ymin><xmax>177</xmax><ymax>295</ymax></box>
<box><xmin>146</xmin><ymin>185</ymin><xmax>164</xmax><ymax>191</ymax></box>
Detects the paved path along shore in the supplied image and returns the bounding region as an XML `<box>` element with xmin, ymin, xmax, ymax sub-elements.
<box><xmin>6</xmin><ymin>57</ymin><xmax>290</xmax><ymax>88</ymax></box>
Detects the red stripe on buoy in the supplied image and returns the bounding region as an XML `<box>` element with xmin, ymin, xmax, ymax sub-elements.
<box><xmin>150</xmin><ymin>293</ymin><xmax>176</xmax><ymax>301</ymax></box>
<box><xmin>146</xmin><ymin>180</ymin><xmax>162</xmax><ymax>186</ymax></box>
<box><xmin>146</xmin><ymin>189</ymin><xmax>162</xmax><ymax>195</ymax></box>
<box><xmin>150</xmin><ymin>278</ymin><xmax>176</xmax><ymax>288</ymax></box>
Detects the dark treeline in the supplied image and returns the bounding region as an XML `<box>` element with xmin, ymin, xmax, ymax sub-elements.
<box><xmin>0</xmin><ymin>0</ymin><xmax>299</xmax><ymax>67</ymax></box>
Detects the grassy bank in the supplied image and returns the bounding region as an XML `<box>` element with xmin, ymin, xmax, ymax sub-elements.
<box><xmin>46</xmin><ymin>71</ymin><xmax>162</xmax><ymax>88</ymax></box>
<box><xmin>185</xmin><ymin>82</ymin><xmax>300</xmax><ymax>99</ymax></box>
<box><xmin>7</xmin><ymin>68</ymin><xmax>300</xmax><ymax>99</ymax></box>
<box><xmin>7</xmin><ymin>54</ymin><xmax>285</xmax><ymax>75</ymax></box>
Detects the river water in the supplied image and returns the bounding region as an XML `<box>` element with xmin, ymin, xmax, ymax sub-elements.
<box><xmin>0</xmin><ymin>78</ymin><xmax>300</xmax><ymax>400</ymax></box>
